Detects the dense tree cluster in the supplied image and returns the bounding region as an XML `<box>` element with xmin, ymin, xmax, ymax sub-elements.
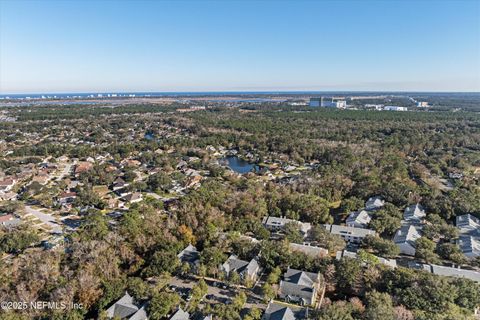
<box><xmin>0</xmin><ymin>102</ymin><xmax>479</xmax><ymax>319</ymax></box>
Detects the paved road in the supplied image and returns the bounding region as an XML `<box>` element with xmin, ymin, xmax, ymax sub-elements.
<box><xmin>24</xmin><ymin>206</ymin><xmax>63</xmax><ymax>234</ymax></box>
<box><xmin>54</xmin><ymin>163</ymin><xmax>73</xmax><ymax>180</ymax></box>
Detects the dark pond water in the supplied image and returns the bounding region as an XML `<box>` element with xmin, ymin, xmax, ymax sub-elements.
<box><xmin>221</xmin><ymin>156</ymin><xmax>259</xmax><ymax>174</ymax></box>
<box><xmin>144</xmin><ymin>132</ymin><xmax>154</xmax><ymax>140</ymax></box>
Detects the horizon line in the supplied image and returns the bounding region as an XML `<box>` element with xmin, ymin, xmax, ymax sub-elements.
<box><xmin>1</xmin><ymin>89</ymin><xmax>480</xmax><ymax>96</ymax></box>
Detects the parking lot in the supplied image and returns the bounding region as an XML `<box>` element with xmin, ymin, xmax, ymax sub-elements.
<box><xmin>169</xmin><ymin>276</ymin><xmax>266</xmax><ymax>310</ymax></box>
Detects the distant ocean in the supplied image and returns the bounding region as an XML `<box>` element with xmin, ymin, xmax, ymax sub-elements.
<box><xmin>0</xmin><ymin>91</ymin><xmax>478</xmax><ymax>99</ymax></box>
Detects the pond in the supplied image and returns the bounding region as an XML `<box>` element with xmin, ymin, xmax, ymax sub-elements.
<box><xmin>144</xmin><ymin>132</ymin><xmax>155</xmax><ymax>140</ymax></box>
<box><xmin>221</xmin><ymin>156</ymin><xmax>259</xmax><ymax>174</ymax></box>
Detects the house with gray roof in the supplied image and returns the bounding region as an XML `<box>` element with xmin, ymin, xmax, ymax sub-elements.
<box><xmin>346</xmin><ymin>210</ymin><xmax>371</xmax><ymax>228</ymax></box>
<box><xmin>262</xmin><ymin>301</ymin><xmax>296</xmax><ymax>320</ymax></box>
<box><xmin>221</xmin><ymin>255</ymin><xmax>261</xmax><ymax>282</ymax></box>
<box><xmin>324</xmin><ymin>224</ymin><xmax>376</xmax><ymax>244</ymax></box>
<box><xmin>403</xmin><ymin>204</ymin><xmax>426</xmax><ymax>223</ymax></box>
<box><xmin>407</xmin><ymin>262</ymin><xmax>480</xmax><ymax>283</ymax></box>
<box><xmin>430</xmin><ymin>264</ymin><xmax>480</xmax><ymax>283</ymax></box>
<box><xmin>365</xmin><ymin>196</ymin><xmax>385</xmax><ymax>211</ymax></box>
<box><xmin>393</xmin><ymin>225</ymin><xmax>422</xmax><ymax>256</ymax></box>
<box><xmin>458</xmin><ymin>235</ymin><xmax>480</xmax><ymax>259</ymax></box>
<box><xmin>0</xmin><ymin>214</ymin><xmax>21</xmax><ymax>228</ymax></box>
<box><xmin>106</xmin><ymin>292</ymin><xmax>147</xmax><ymax>320</ymax></box>
<box><xmin>177</xmin><ymin>244</ymin><xmax>200</xmax><ymax>270</ymax></box>
<box><xmin>456</xmin><ymin>214</ymin><xmax>480</xmax><ymax>236</ymax></box>
<box><xmin>278</xmin><ymin>268</ymin><xmax>322</xmax><ymax>306</ymax></box>
<box><xmin>170</xmin><ymin>307</ymin><xmax>189</xmax><ymax>320</ymax></box>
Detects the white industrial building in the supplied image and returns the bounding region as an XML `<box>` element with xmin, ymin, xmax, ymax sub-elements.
<box><xmin>417</xmin><ymin>101</ymin><xmax>429</xmax><ymax>107</ymax></box>
<box><xmin>310</xmin><ymin>97</ymin><xmax>347</xmax><ymax>109</ymax></box>
<box><xmin>384</xmin><ymin>105</ymin><xmax>408</xmax><ymax>111</ymax></box>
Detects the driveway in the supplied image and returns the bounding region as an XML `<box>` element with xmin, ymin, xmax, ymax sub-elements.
<box><xmin>24</xmin><ymin>205</ymin><xmax>63</xmax><ymax>234</ymax></box>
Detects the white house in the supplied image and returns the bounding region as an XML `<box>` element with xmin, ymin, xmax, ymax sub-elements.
<box><xmin>262</xmin><ymin>216</ymin><xmax>312</xmax><ymax>235</ymax></box>
<box><xmin>393</xmin><ymin>225</ymin><xmax>422</xmax><ymax>256</ymax></box>
<box><xmin>324</xmin><ymin>224</ymin><xmax>376</xmax><ymax>244</ymax></box>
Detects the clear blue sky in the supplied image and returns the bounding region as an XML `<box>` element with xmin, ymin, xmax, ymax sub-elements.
<box><xmin>1</xmin><ymin>0</ymin><xmax>479</xmax><ymax>93</ymax></box>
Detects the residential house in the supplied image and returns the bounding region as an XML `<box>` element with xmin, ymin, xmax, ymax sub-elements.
<box><xmin>92</xmin><ymin>185</ymin><xmax>110</xmax><ymax>197</ymax></box>
<box><xmin>74</xmin><ymin>162</ymin><xmax>93</xmax><ymax>175</ymax></box>
<box><xmin>31</xmin><ymin>173</ymin><xmax>50</xmax><ymax>185</ymax></box>
<box><xmin>458</xmin><ymin>235</ymin><xmax>480</xmax><ymax>259</ymax></box>
<box><xmin>365</xmin><ymin>196</ymin><xmax>385</xmax><ymax>211</ymax></box>
<box><xmin>122</xmin><ymin>192</ymin><xmax>143</xmax><ymax>204</ymax></box>
<box><xmin>335</xmin><ymin>250</ymin><xmax>397</xmax><ymax>268</ymax></box>
<box><xmin>58</xmin><ymin>192</ymin><xmax>77</xmax><ymax>205</ymax></box>
<box><xmin>407</xmin><ymin>261</ymin><xmax>480</xmax><ymax>283</ymax></box>
<box><xmin>66</xmin><ymin>179</ymin><xmax>80</xmax><ymax>190</ymax></box>
<box><xmin>456</xmin><ymin>214</ymin><xmax>480</xmax><ymax>236</ymax></box>
<box><xmin>0</xmin><ymin>178</ymin><xmax>16</xmax><ymax>192</ymax></box>
<box><xmin>105</xmin><ymin>196</ymin><xmax>119</xmax><ymax>209</ymax></box>
<box><xmin>170</xmin><ymin>307</ymin><xmax>189</xmax><ymax>320</ymax></box>
<box><xmin>177</xmin><ymin>244</ymin><xmax>200</xmax><ymax>271</ymax></box>
<box><xmin>393</xmin><ymin>225</ymin><xmax>422</xmax><ymax>256</ymax></box>
<box><xmin>278</xmin><ymin>268</ymin><xmax>322</xmax><ymax>306</ymax></box>
<box><xmin>105</xmin><ymin>292</ymin><xmax>147</xmax><ymax>320</ymax></box>
<box><xmin>176</xmin><ymin>160</ymin><xmax>188</xmax><ymax>170</ymax></box>
<box><xmin>262</xmin><ymin>216</ymin><xmax>312</xmax><ymax>235</ymax></box>
<box><xmin>323</xmin><ymin>224</ymin><xmax>376</xmax><ymax>244</ymax></box>
<box><xmin>57</xmin><ymin>155</ymin><xmax>69</xmax><ymax>162</ymax></box>
<box><xmin>289</xmin><ymin>243</ymin><xmax>328</xmax><ymax>257</ymax></box>
<box><xmin>403</xmin><ymin>204</ymin><xmax>426</xmax><ymax>223</ymax></box>
<box><xmin>221</xmin><ymin>255</ymin><xmax>261</xmax><ymax>282</ymax></box>
<box><xmin>430</xmin><ymin>264</ymin><xmax>480</xmax><ymax>283</ymax></box>
<box><xmin>262</xmin><ymin>301</ymin><xmax>297</xmax><ymax>320</ymax></box>
<box><xmin>185</xmin><ymin>174</ymin><xmax>202</xmax><ymax>188</ymax></box>
<box><xmin>112</xmin><ymin>177</ymin><xmax>129</xmax><ymax>191</ymax></box>
<box><xmin>0</xmin><ymin>214</ymin><xmax>21</xmax><ymax>228</ymax></box>
<box><xmin>346</xmin><ymin>210</ymin><xmax>371</xmax><ymax>228</ymax></box>
<box><xmin>122</xmin><ymin>159</ymin><xmax>141</xmax><ymax>168</ymax></box>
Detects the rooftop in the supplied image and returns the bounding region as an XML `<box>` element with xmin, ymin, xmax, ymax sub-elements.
<box><xmin>393</xmin><ymin>225</ymin><xmax>421</xmax><ymax>244</ymax></box>
<box><xmin>324</xmin><ymin>224</ymin><xmax>376</xmax><ymax>238</ymax></box>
